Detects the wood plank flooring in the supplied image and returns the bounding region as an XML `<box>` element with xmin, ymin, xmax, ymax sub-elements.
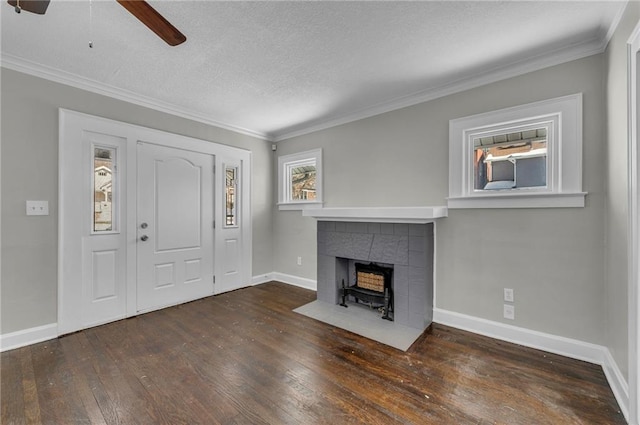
<box><xmin>1</xmin><ymin>282</ymin><xmax>625</xmax><ymax>424</ymax></box>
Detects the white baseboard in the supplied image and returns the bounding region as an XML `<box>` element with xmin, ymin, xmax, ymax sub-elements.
<box><xmin>251</xmin><ymin>273</ymin><xmax>275</xmax><ymax>286</ymax></box>
<box><xmin>433</xmin><ymin>308</ymin><xmax>629</xmax><ymax>421</ymax></box>
<box><xmin>0</xmin><ymin>323</ymin><xmax>58</xmax><ymax>352</ymax></box>
<box><xmin>270</xmin><ymin>272</ymin><xmax>317</xmax><ymax>291</ymax></box>
<box><xmin>433</xmin><ymin>308</ymin><xmax>605</xmax><ymax>363</ymax></box>
<box><xmin>602</xmin><ymin>348</ymin><xmax>630</xmax><ymax>422</ymax></box>
<box><xmin>252</xmin><ymin>272</ymin><xmax>317</xmax><ymax>291</ymax></box>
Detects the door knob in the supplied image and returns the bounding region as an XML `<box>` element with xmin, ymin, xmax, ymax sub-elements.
<box><xmin>140</xmin><ymin>235</ymin><xmax>149</xmax><ymax>242</ymax></box>
<box><xmin>140</xmin><ymin>222</ymin><xmax>148</xmax><ymax>229</ymax></box>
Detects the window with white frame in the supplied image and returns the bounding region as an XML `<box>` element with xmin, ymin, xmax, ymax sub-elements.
<box><xmin>93</xmin><ymin>146</ymin><xmax>117</xmax><ymax>232</ymax></box>
<box><xmin>448</xmin><ymin>93</ymin><xmax>586</xmax><ymax>208</ymax></box>
<box><xmin>278</xmin><ymin>148</ymin><xmax>323</xmax><ymax>210</ymax></box>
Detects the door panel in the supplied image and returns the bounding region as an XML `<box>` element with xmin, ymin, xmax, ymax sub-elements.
<box><xmin>215</xmin><ymin>160</ymin><xmax>245</xmax><ymax>293</ymax></box>
<box><xmin>156</xmin><ymin>158</ymin><xmax>202</xmax><ymax>250</ymax></box>
<box><xmin>185</xmin><ymin>259</ymin><xmax>201</xmax><ymax>282</ymax></box>
<box><xmin>80</xmin><ymin>131</ymin><xmax>128</xmax><ymax>329</ymax></box>
<box><xmin>223</xmin><ymin>238</ymin><xmax>239</xmax><ymax>275</ymax></box>
<box><xmin>137</xmin><ymin>142</ymin><xmax>214</xmax><ymax>313</ymax></box>
<box><xmin>92</xmin><ymin>250</ymin><xmax>117</xmax><ymax>300</ymax></box>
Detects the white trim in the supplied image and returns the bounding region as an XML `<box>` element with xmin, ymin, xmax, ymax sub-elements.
<box><xmin>277</xmin><ymin>149</ymin><xmax>323</xmax><ymax>210</ymax></box>
<box><xmin>273</xmin><ymin>34</ymin><xmax>614</xmax><ymax>142</ymax></box>
<box><xmin>278</xmin><ymin>201</ymin><xmax>324</xmax><ymax>211</ymax></box>
<box><xmin>447</xmin><ymin>192</ymin><xmax>586</xmax><ymax>209</ymax></box>
<box><xmin>433</xmin><ymin>308</ymin><xmax>629</xmax><ymax>420</ymax></box>
<box><xmin>434</xmin><ymin>308</ymin><xmax>605</xmax><ymax>363</ymax></box>
<box><xmin>252</xmin><ymin>273</ymin><xmax>276</xmax><ymax>286</ymax></box>
<box><xmin>1</xmin><ymin>54</ymin><xmax>270</xmax><ymax>141</ymax></box>
<box><xmin>271</xmin><ymin>272</ymin><xmax>317</xmax><ymax>291</ymax></box>
<box><xmin>604</xmin><ymin>348</ymin><xmax>631</xmax><ymax>422</ymax></box>
<box><xmin>0</xmin><ymin>19</ymin><xmax>616</xmax><ymax>146</ymax></box>
<box><xmin>302</xmin><ymin>206</ymin><xmax>448</xmax><ymax>223</ymax></box>
<box><xmin>0</xmin><ymin>323</ymin><xmax>58</xmax><ymax>352</ymax></box>
<box><xmin>627</xmin><ymin>18</ymin><xmax>640</xmax><ymax>425</ymax></box>
<box><xmin>449</xmin><ymin>94</ymin><xmax>584</xmax><ymax>209</ymax></box>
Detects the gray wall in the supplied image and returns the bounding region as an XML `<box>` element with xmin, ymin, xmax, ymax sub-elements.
<box><xmin>604</xmin><ymin>2</ymin><xmax>640</xmax><ymax>381</ymax></box>
<box><xmin>0</xmin><ymin>68</ymin><xmax>274</xmax><ymax>334</ymax></box>
<box><xmin>275</xmin><ymin>54</ymin><xmax>608</xmax><ymax>345</ymax></box>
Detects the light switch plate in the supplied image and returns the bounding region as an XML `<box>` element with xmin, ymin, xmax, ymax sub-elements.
<box><xmin>504</xmin><ymin>288</ymin><xmax>514</xmax><ymax>302</ymax></box>
<box><xmin>26</xmin><ymin>200</ymin><xmax>49</xmax><ymax>216</ymax></box>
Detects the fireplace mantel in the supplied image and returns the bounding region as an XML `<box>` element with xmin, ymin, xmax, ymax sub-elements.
<box><xmin>302</xmin><ymin>206</ymin><xmax>447</xmax><ymax>223</ymax></box>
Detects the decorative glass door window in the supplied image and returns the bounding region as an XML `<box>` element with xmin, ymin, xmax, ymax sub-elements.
<box><xmin>225</xmin><ymin>166</ymin><xmax>238</xmax><ymax>227</ymax></box>
<box><xmin>93</xmin><ymin>146</ymin><xmax>116</xmax><ymax>232</ymax></box>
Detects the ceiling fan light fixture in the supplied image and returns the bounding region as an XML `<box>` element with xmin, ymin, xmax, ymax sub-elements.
<box><xmin>7</xmin><ymin>0</ymin><xmax>50</xmax><ymax>15</ymax></box>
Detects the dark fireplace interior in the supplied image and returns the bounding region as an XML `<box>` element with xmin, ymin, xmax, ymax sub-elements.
<box><xmin>339</xmin><ymin>262</ymin><xmax>394</xmax><ymax>321</ymax></box>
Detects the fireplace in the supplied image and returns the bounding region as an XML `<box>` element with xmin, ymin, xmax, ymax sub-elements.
<box><xmin>340</xmin><ymin>262</ymin><xmax>394</xmax><ymax>321</ymax></box>
<box><xmin>296</xmin><ymin>208</ymin><xmax>444</xmax><ymax>348</ymax></box>
<box><xmin>317</xmin><ymin>221</ymin><xmax>434</xmax><ymax>331</ymax></box>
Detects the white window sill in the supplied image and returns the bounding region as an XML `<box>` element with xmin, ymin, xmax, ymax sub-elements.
<box><xmin>447</xmin><ymin>192</ymin><xmax>587</xmax><ymax>209</ymax></box>
<box><xmin>278</xmin><ymin>201</ymin><xmax>324</xmax><ymax>211</ymax></box>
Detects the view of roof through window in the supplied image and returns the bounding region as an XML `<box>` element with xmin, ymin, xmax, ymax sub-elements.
<box><xmin>291</xmin><ymin>165</ymin><xmax>316</xmax><ymax>201</ymax></box>
<box><xmin>473</xmin><ymin>128</ymin><xmax>547</xmax><ymax>191</ymax></box>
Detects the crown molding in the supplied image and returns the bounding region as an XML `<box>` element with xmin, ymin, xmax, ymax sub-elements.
<box><xmin>1</xmin><ymin>7</ymin><xmax>623</xmax><ymax>145</ymax></box>
<box><xmin>272</xmin><ymin>35</ymin><xmax>611</xmax><ymax>142</ymax></box>
<box><xmin>0</xmin><ymin>53</ymin><xmax>272</xmax><ymax>142</ymax></box>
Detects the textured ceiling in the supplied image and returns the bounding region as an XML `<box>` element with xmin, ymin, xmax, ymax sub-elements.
<box><xmin>0</xmin><ymin>1</ymin><xmax>627</xmax><ymax>141</ymax></box>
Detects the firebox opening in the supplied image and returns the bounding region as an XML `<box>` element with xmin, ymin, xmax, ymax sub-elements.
<box><xmin>339</xmin><ymin>262</ymin><xmax>394</xmax><ymax>321</ymax></box>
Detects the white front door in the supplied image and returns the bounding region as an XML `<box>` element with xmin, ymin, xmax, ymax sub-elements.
<box><xmin>136</xmin><ymin>142</ymin><xmax>215</xmax><ymax>313</ymax></box>
<box><xmin>59</xmin><ymin>110</ymin><xmax>252</xmax><ymax>335</ymax></box>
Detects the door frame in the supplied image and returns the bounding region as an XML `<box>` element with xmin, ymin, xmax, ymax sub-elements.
<box><xmin>58</xmin><ymin>109</ymin><xmax>252</xmax><ymax>334</ymax></box>
<box><xmin>627</xmin><ymin>21</ymin><xmax>640</xmax><ymax>425</ymax></box>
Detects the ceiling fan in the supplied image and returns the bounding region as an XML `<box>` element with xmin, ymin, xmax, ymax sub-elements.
<box><xmin>7</xmin><ymin>0</ymin><xmax>187</xmax><ymax>46</ymax></box>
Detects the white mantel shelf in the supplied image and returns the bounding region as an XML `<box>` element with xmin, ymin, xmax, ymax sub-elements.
<box><xmin>302</xmin><ymin>206</ymin><xmax>448</xmax><ymax>223</ymax></box>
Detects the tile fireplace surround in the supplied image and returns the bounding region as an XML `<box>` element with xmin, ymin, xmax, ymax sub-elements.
<box><xmin>316</xmin><ymin>220</ymin><xmax>434</xmax><ymax>331</ymax></box>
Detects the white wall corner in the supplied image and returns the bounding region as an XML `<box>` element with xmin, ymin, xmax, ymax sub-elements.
<box><xmin>270</xmin><ymin>272</ymin><xmax>317</xmax><ymax>291</ymax></box>
<box><xmin>433</xmin><ymin>308</ymin><xmax>629</xmax><ymax>421</ymax></box>
<box><xmin>0</xmin><ymin>323</ymin><xmax>58</xmax><ymax>352</ymax></box>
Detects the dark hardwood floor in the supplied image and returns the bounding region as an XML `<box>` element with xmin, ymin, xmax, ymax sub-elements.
<box><xmin>1</xmin><ymin>282</ymin><xmax>625</xmax><ymax>424</ymax></box>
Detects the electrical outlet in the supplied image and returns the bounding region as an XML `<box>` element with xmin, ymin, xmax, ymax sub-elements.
<box><xmin>503</xmin><ymin>304</ymin><xmax>515</xmax><ymax>320</ymax></box>
<box><xmin>26</xmin><ymin>200</ymin><xmax>49</xmax><ymax>216</ymax></box>
<box><xmin>504</xmin><ymin>288</ymin><xmax>514</xmax><ymax>303</ymax></box>
<box><xmin>297</xmin><ymin>256</ymin><xmax>302</xmax><ymax>266</ymax></box>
